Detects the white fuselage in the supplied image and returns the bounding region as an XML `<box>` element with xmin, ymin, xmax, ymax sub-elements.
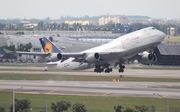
<box><xmin>47</xmin><ymin>27</ymin><xmax>165</xmax><ymax>71</ymax></box>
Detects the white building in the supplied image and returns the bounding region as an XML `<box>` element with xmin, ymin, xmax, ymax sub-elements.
<box><xmin>65</xmin><ymin>20</ymin><xmax>97</xmax><ymax>25</ymax></box>
<box><xmin>99</xmin><ymin>15</ymin><xmax>128</xmax><ymax>25</ymax></box>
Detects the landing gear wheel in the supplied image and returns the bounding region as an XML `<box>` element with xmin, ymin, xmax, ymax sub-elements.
<box><xmin>94</xmin><ymin>65</ymin><xmax>103</xmax><ymax>73</ymax></box>
<box><xmin>105</xmin><ymin>69</ymin><xmax>109</xmax><ymax>73</ymax></box>
<box><xmin>119</xmin><ymin>63</ymin><xmax>125</xmax><ymax>73</ymax></box>
<box><xmin>109</xmin><ymin>68</ymin><xmax>112</xmax><ymax>72</ymax></box>
<box><xmin>101</xmin><ymin>68</ymin><xmax>104</xmax><ymax>72</ymax></box>
<box><xmin>118</xmin><ymin>69</ymin><xmax>124</xmax><ymax>73</ymax></box>
<box><xmin>94</xmin><ymin>69</ymin><xmax>97</xmax><ymax>72</ymax></box>
<box><xmin>122</xmin><ymin>69</ymin><xmax>124</xmax><ymax>73</ymax></box>
<box><xmin>104</xmin><ymin>68</ymin><xmax>112</xmax><ymax>73</ymax></box>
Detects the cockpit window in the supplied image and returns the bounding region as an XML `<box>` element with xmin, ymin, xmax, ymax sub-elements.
<box><xmin>151</xmin><ymin>27</ymin><xmax>156</xmax><ymax>30</ymax></box>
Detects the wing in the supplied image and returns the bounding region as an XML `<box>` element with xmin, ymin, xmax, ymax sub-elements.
<box><xmin>4</xmin><ymin>48</ymin><xmax>49</xmax><ymax>57</ymax></box>
<box><xmin>60</xmin><ymin>52</ymin><xmax>121</xmax><ymax>64</ymax></box>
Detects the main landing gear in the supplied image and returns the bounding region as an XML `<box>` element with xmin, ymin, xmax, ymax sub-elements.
<box><xmin>94</xmin><ymin>63</ymin><xmax>125</xmax><ymax>73</ymax></box>
<box><xmin>94</xmin><ymin>65</ymin><xmax>112</xmax><ymax>73</ymax></box>
<box><xmin>94</xmin><ymin>65</ymin><xmax>103</xmax><ymax>73</ymax></box>
<box><xmin>104</xmin><ymin>68</ymin><xmax>112</xmax><ymax>73</ymax></box>
<box><xmin>118</xmin><ymin>64</ymin><xmax>125</xmax><ymax>73</ymax></box>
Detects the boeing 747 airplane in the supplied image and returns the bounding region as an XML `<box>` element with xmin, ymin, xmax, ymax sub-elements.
<box><xmin>6</xmin><ymin>27</ymin><xmax>165</xmax><ymax>73</ymax></box>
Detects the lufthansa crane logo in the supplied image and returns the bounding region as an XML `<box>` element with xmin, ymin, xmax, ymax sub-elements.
<box><xmin>44</xmin><ymin>42</ymin><xmax>52</xmax><ymax>53</ymax></box>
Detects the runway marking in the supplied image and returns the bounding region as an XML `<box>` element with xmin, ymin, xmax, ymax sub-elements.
<box><xmin>102</xmin><ymin>92</ymin><xmax>111</xmax><ymax>96</ymax></box>
<box><xmin>168</xmin><ymin>84</ymin><xmax>172</xmax><ymax>87</ymax></box>
<box><xmin>0</xmin><ymin>88</ymin><xmax>3</xmax><ymax>91</ymax></box>
<box><xmin>47</xmin><ymin>90</ymin><xmax>57</xmax><ymax>94</ymax></box>
<box><xmin>161</xmin><ymin>94</ymin><xmax>168</xmax><ymax>98</ymax></box>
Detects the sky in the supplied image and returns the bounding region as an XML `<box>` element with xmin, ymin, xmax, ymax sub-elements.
<box><xmin>0</xmin><ymin>0</ymin><xmax>179</xmax><ymax>19</ymax></box>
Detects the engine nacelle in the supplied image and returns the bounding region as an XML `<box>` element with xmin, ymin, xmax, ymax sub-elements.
<box><xmin>85</xmin><ymin>53</ymin><xmax>100</xmax><ymax>63</ymax></box>
<box><xmin>140</xmin><ymin>54</ymin><xmax>157</xmax><ymax>64</ymax></box>
<box><xmin>48</xmin><ymin>53</ymin><xmax>62</xmax><ymax>62</ymax></box>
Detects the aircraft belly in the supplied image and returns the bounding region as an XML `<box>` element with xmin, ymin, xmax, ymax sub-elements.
<box><xmin>99</xmin><ymin>41</ymin><xmax>161</xmax><ymax>65</ymax></box>
<box><xmin>74</xmin><ymin>63</ymin><xmax>94</xmax><ymax>70</ymax></box>
<box><xmin>119</xmin><ymin>42</ymin><xmax>161</xmax><ymax>60</ymax></box>
<box><xmin>63</xmin><ymin>62</ymin><xmax>93</xmax><ymax>70</ymax></box>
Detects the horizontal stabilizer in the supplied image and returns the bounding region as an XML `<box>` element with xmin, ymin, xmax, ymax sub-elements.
<box><xmin>4</xmin><ymin>48</ymin><xmax>49</xmax><ymax>56</ymax></box>
<box><xmin>3</xmin><ymin>48</ymin><xmax>13</xmax><ymax>54</ymax></box>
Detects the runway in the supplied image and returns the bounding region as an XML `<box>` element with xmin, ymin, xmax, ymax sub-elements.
<box><xmin>0</xmin><ymin>67</ymin><xmax>180</xmax><ymax>78</ymax></box>
<box><xmin>0</xmin><ymin>64</ymin><xmax>180</xmax><ymax>99</ymax></box>
<box><xmin>0</xmin><ymin>80</ymin><xmax>180</xmax><ymax>99</ymax></box>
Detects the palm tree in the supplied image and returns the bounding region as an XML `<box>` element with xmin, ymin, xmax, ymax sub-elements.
<box><xmin>72</xmin><ymin>102</ymin><xmax>86</xmax><ymax>112</ymax></box>
<box><xmin>51</xmin><ymin>101</ymin><xmax>71</xmax><ymax>112</ymax></box>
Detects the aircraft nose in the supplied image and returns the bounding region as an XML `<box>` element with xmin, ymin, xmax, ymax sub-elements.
<box><xmin>159</xmin><ymin>31</ymin><xmax>166</xmax><ymax>40</ymax></box>
<box><xmin>161</xmin><ymin>32</ymin><xmax>166</xmax><ymax>38</ymax></box>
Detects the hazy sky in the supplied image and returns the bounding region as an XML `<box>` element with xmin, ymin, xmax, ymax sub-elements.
<box><xmin>0</xmin><ymin>0</ymin><xmax>179</xmax><ymax>19</ymax></box>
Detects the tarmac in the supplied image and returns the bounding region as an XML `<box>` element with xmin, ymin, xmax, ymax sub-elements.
<box><xmin>0</xmin><ymin>63</ymin><xmax>180</xmax><ymax>99</ymax></box>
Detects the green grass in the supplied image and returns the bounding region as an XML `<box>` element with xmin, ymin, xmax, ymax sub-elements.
<box><xmin>150</xmin><ymin>86</ymin><xmax>180</xmax><ymax>89</ymax></box>
<box><xmin>0</xmin><ymin>92</ymin><xmax>180</xmax><ymax>112</ymax></box>
<box><xmin>120</xmin><ymin>77</ymin><xmax>180</xmax><ymax>82</ymax></box>
<box><xmin>165</xmin><ymin>37</ymin><xmax>180</xmax><ymax>43</ymax></box>
<box><xmin>0</xmin><ymin>73</ymin><xmax>115</xmax><ymax>81</ymax></box>
<box><xmin>0</xmin><ymin>66</ymin><xmax>179</xmax><ymax>72</ymax></box>
<box><xmin>0</xmin><ymin>64</ymin><xmax>26</xmax><ymax>66</ymax></box>
<box><xmin>0</xmin><ymin>73</ymin><xmax>180</xmax><ymax>82</ymax></box>
<box><xmin>131</xmin><ymin>67</ymin><xmax>180</xmax><ymax>70</ymax></box>
<box><xmin>0</xmin><ymin>69</ymin><xmax>43</xmax><ymax>71</ymax></box>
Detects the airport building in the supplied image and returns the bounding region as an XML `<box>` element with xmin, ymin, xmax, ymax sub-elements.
<box><xmin>0</xmin><ymin>30</ymin><xmax>121</xmax><ymax>38</ymax></box>
<box><xmin>154</xmin><ymin>44</ymin><xmax>180</xmax><ymax>65</ymax></box>
<box><xmin>99</xmin><ymin>15</ymin><xmax>128</xmax><ymax>25</ymax></box>
<box><xmin>65</xmin><ymin>20</ymin><xmax>97</xmax><ymax>26</ymax></box>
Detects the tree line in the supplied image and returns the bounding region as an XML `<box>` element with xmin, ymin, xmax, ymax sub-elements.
<box><xmin>0</xmin><ymin>98</ymin><xmax>152</xmax><ymax>112</ymax></box>
<box><xmin>0</xmin><ymin>42</ymin><xmax>32</xmax><ymax>60</ymax></box>
<box><xmin>1</xmin><ymin>22</ymin><xmax>180</xmax><ymax>35</ymax></box>
<box><xmin>0</xmin><ymin>99</ymin><xmax>87</xmax><ymax>112</ymax></box>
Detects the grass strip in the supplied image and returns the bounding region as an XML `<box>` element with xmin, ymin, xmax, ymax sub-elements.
<box><xmin>1</xmin><ymin>92</ymin><xmax>180</xmax><ymax>112</ymax></box>
<box><xmin>150</xmin><ymin>86</ymin><xmax>180</xmax><ymax>89</ymax></box>
<box><xmin>0</xmin><ymin>69</ymin><xmax>44</xmax><ymax>71</ymax></box>
<box><xmin>131</xmin><ymin>67</ymin><xmax>180</xmax><ymax>70</ymax></box>
<box><xmin>0</xmin><ymin>74</ymin><xmax>180</xmax><ymax>82</ymax></box>
<box><xmin>165</xmin><ymin>37</ymin><xmax>180</xmax><ymax>43</ymax></box>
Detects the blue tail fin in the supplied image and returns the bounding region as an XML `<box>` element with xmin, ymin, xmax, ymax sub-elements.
<box><xmin>125</xmin><ymin>28</ymin><xmax>132</xmax><ymax>34</ymax></box>
<box><xmin>39</xmin><ymin>37</ymin><xmax>63</xmax><ymax>53</ymax></box>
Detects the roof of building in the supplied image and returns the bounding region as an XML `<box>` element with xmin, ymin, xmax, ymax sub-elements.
<box><xmin>99</xmin><ymin>15</ymin><xmax>127</xmax><ymax>18</ymax></box>
<box><xmin>157</xmin><ymin>44</ymin><xmax>180</xmax><ymax>55</ymax></box>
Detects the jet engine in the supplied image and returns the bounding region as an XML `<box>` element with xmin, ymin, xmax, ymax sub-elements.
<box><xmin>140</xmin><ymin>54</ymin><xmax>157</xmax><ymax>64</ymax></box>
<box><xmin>48</xmin><ymin>53</ymin><xmax>62</xmax><ymax>62</ymax></box>
<box><xmin>85</xmin><ymin>53</ymin><xmax>100</xmax><ymax>63</ymax></box>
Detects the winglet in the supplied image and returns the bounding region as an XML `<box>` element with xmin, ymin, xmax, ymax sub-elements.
<box><xmin>39</xmin><ymin>37</ymin><xmax>63</xmax><ymax>53</ymax></box>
